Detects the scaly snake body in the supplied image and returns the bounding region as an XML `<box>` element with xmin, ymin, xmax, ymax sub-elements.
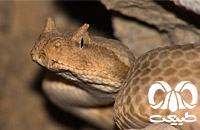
<box><xmin>31</xmin><ymin>17</ymin><xmax>200</xmax><ymax>130</ymax></box>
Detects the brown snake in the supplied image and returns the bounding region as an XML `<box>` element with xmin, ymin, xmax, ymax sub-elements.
<box><xmin>31</xmin><ymin>17</ymin><xmax>200</xmax><ymax>130</ymax></box>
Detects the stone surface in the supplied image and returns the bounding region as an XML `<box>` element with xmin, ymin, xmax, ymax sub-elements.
<box><xmin>101</xmin><ymin>0</ymin><xmax>200</xmax><ymax>57</ymax></box>
<box><xmin>112</xmin><ymin>16</ymin><xmax>170</xmax><ymax>57</ymax></box>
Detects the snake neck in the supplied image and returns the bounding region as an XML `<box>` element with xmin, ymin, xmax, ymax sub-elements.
<box><xmin>57</xmin><ymin>70</ymin><xmax>119</xmax><ymax>105</ymax></box>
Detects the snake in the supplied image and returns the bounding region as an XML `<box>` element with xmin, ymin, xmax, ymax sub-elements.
<box><xmin>31</xmin><ymin>17</ymin><xmax>200</xmax><ymax>130</ymax></box>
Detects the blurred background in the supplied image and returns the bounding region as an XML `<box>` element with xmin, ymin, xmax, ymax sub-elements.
<box><xmin>0</xmin><ymin>1</ymin><xmax>200</xmax><ymax>130</ymax></box>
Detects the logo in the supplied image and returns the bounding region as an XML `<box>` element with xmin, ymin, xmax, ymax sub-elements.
<box><xmin>148</xmin><ymin>81</ymin><xmax>198</xmax><ymax>125</ymax></box>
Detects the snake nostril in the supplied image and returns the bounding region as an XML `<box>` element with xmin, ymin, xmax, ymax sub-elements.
<box><xmin>39</xmin><ymin>50</ymin><xmax>46</xmax><ymax>58</ymax></box>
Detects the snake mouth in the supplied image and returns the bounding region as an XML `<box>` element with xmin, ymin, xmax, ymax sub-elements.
<box><xmin>31</xmin><ymin>46</ymin><xmax>122</xmax><ymax>93</ymax></box>
<box><xmin>41</xmin><ymin>59</ymin><xmax>123</xmax><ymax>92</ymax></box>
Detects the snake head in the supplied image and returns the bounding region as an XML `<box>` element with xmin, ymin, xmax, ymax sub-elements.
<box><xmin>31</xmin><ymin>17</ymin><xmax>135</xmax><ymax>92</ymax></box>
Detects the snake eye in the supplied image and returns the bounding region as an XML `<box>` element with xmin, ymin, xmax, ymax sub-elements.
<box><xmin>76</xmin><ymin>36</ymin><xmax>88</xmax><ymax>49</ymax></box>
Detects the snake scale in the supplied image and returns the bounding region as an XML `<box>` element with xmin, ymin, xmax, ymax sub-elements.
<box><xmin>31</xmin><ymin>17</ymin><xmax>200</xmax><ymax>130</ymax></box>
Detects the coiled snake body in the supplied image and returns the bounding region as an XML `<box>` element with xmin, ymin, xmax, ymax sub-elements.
<box><xmin>31</xmin><ymin>17</ymin><xmax>200</xmax><ymax>130</ymax></box>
